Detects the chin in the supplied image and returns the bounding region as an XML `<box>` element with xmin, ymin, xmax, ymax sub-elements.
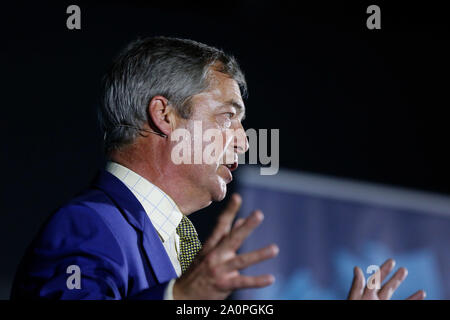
<box><xmin>210</xmin><ymin>179</ymin><xmax>228</xmax><ymax>202</ymax></box>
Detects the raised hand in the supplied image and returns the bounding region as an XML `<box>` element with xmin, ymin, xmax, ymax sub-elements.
<box><xmin>173</xmin><ymin>193</ymin><xmax>279</xmax><ymax>300</ymax></box>
<box><xmin>347</xmin><ymin>258</ymin><xmax>426</xmax><ymax>300</ymax></box>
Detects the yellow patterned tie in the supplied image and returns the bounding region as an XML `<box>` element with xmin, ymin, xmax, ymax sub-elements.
<box><xmin>176</xmin><ymin>215</ymin><xmax>202</xmax><ymax>273</ymax></box>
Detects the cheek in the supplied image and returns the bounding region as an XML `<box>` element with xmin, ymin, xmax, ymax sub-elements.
<box><xmin>183</xmin><ymin>119</ymin><xmax>231</xmax><ymax>165</ymax></box>
<box><xmin>201</xmin><ymin>127</ymin><xmax>229</xmax><ymax>164</ymax></box>
<box><xmin>185</xmin><ymin>163</ymin><xmax>219</xmax><ymax>180</ymax></box>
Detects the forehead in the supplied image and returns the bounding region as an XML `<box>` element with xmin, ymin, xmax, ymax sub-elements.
<box><xmin>207</xmin><ymin>70</ymin><xmax>242</xmax><ymax>99</ymax></box>
<box><xmin>190</xmin><ymin>70</ymin><xmax>245</xmax><ymax>113</ymax></box>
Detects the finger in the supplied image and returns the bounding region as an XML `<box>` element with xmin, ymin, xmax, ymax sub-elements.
<box><xmin>378</xmin><ymin>258</ymin><xmax>396</xmax><ymax>284</ymax></box>
<box><xmin>406</xmin><ymin>290</ymin><xmax>426</xmax><ymax>300</ymax></box>
<box><xmin>232</xmin><ymin>218</ymin><xmax>245</xmax><ymax>230</ymax></box>
<box><xmin>363</xmin><ymin>259</ymin><xmax>396</xmax><ymax>297</ymax></box>
<box><xmin>224</xmin><ymin>244</ymin><xmax>279</xmax><ymax>271</ymax></box>
<box><xmin>223</xmin><ymin>274</ymin><xmax>275</xmax><ymax>290</ymax></box>
<box><xmin>348</xmin><ymin>267</ymin><xmax>365</xmax><ymax>300</ymax></box>
<box><xmin>222</xmin><ymin>210</ymin><xmax>264</xmax><ymax>251</ymax></box>
<box><xmin>378</xmin><ymin>267</ymin><xmax>408</xmax><ymax>300</ymax></box>
<box><xmin>203</xmin><ymin>194</ymin><xmax>242</xmax><ymax>252</ymax></box>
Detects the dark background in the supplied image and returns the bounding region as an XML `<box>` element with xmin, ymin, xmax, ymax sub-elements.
<box><xmin>1</xmin><ymin>1</ymin><xmax>449</xmax><ymax>298</ymax></box>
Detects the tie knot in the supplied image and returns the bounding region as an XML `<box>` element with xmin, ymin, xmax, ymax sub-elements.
<box><xmin>176</xmin><ymin>215</ymin><xmax>198</xmax><ymax>239</ymax></box>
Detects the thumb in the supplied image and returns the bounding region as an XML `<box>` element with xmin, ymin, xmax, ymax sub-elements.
<box><xmin>348</xmin><ymin>266</ymin><xmax>365</xmax><ymax>300</ymax></box>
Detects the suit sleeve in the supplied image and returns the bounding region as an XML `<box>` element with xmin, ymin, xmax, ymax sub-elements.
<box><xmin>11</xmin><ymin>204</ymin><xmax>169</xmax><ymax>300</ymax></box>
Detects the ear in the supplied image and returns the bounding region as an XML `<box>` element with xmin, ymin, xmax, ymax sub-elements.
<box><xmin>147</xmin><ymin>96</ymin><xmax>178</xmax><ymax>137</ymax></box>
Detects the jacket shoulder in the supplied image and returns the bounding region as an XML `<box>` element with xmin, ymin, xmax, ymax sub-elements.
<box><xmin>38</xmin><ymin>188</ymin><xmax>120</xmax><ymax>246</ymax></box>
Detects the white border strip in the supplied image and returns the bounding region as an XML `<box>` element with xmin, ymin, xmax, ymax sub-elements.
<box><xmin>236</xmin><ymin>166</ymin><xmax>450</xmax><ymax>218</ymax></box>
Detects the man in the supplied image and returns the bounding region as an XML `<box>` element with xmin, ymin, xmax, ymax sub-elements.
<box><xmin>11</xmin><ymin>37</ymin><xmax>425</xmax><ymax>300</ymax></box>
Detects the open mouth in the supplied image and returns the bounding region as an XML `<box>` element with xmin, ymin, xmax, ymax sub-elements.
<box><xmin>223</xmin><ymin>162</ymin><xmax>238</xmax><ymax>172</ymax></box>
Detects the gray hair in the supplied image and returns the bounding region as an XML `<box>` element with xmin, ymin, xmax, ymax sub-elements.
<box><xmin>99</xmin><ymin>36</ymin><xmax>247</xmax><ymax>154</ymax></box>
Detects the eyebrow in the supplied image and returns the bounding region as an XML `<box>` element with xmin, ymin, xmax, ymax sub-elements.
<box><xmin>222</xmin><ymin>99</ymin><xmax>246</xmax><ymax>120</ymax></box>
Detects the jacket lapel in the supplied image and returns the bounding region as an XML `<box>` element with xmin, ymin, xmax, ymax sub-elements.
<box><xmin>92</xmin><ymin>169</ymin><xmax>178</xmax><ymax>283</ymax></box>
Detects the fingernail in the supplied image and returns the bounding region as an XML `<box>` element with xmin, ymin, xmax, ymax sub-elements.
<box><xmin>400</xmin><ymin>268</ymin><xmax>408</xmax><ymax>280</ymax></box>
<box><xmin>271</xmin><ymin>245</ymin><xmax>279</xmax><ymax>256</ymax></box>
<box><xmin>403</xmin><ymin>268</ymin><xmax>408</xmax><ymax>279</ymax></box>
<box><xmin>254</xmin><ymin>210</ymin><xmax>264</xmax><ymax>221</ymax></box>
<box><xmin>390</xmin><ymin>259</ymin><xmax>396</xmax><ymax>268</ymax></box>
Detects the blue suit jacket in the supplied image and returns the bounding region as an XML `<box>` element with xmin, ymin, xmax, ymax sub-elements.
<box><xmin>11</xmin><ymin>169</ymin><xmax>178</xmax><ymax>299</ymax></box>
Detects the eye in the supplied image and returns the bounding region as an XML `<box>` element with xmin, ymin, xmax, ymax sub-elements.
<box><xmin>223</xmin><ymin>113</ymin><xmax>234</xmax><ymax>128</ymax></box>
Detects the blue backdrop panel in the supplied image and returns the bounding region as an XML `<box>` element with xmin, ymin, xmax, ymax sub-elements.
<box><xmin>234</xmin><ymin>167</ymin><xmax>450</xmax><ymax>300</ymax></box>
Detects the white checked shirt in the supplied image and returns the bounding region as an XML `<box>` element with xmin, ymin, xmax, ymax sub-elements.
<box><xmin>106</xmin><ymin>161</ymin><xmax>182</xmax><ymax>298</ymax></box>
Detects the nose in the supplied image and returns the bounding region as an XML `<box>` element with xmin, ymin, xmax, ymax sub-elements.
<box><xmin>233</xmin><ymin>122</ymin><xmax>249</xmax><ymax>155</ymax></box>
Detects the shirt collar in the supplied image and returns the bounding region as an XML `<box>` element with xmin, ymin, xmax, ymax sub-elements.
<box><xmin>105</xmin><ymin>161</ymin><xmax>183</xmax><ymax>242</ymax></box>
